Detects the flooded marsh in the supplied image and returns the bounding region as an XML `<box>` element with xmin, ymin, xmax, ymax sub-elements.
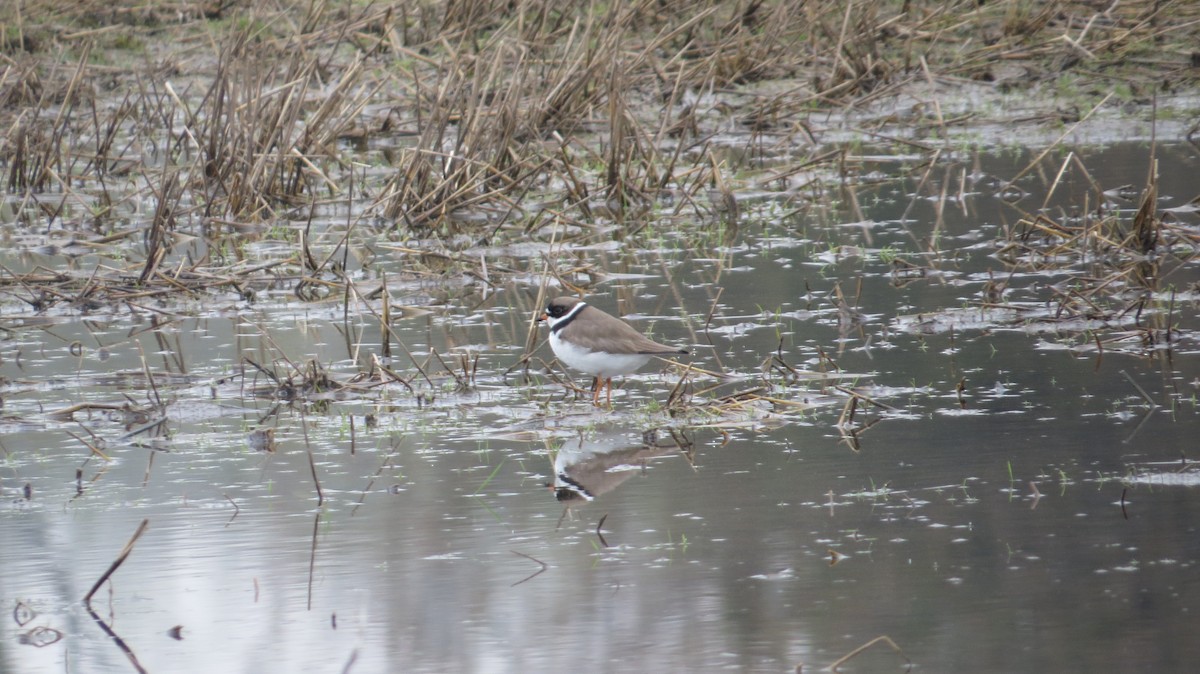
<box><xmin>4</xmin><ymin>2</ymin><xmax>1200</xmax><ymax>672</ymax></box>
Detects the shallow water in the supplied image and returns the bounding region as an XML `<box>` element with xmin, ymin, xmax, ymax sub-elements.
<box><xmin>3</xmin><ymin>141</ymin><xmax>1200</xmax><ymax>672</ymax></box>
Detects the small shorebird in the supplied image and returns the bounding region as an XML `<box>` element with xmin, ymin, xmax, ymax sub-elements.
<box><xmin>539</xmin><ymin>296</ymin><xmax>687</xmax><ymax>406</ymax></box>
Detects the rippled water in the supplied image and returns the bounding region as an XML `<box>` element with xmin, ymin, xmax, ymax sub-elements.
<box><xmin>4</xmin><ymin>142</ymin><xmax>1200</xmax><ymax>672</ymax></box>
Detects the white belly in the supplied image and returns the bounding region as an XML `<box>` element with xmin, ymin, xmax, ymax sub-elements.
<box><xmin>549</xmin><ymin>332</ymin><xmax>653</xmax><ymax>377</ymax></box>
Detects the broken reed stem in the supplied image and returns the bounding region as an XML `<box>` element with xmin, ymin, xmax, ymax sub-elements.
<box><xmin>139</xmin><ymin>170</ymin><xmax>178</xmax><ymax>284</ymax></box>
<box><xmin>595</xmin><ymin>513</ymin><xmax>610</xmax><ymax>548</ymax></box>
<box><xmin>307</xmin><ymin>511</ymin><xmax>320</xmax><ymax>611</ymax></box>
<box><xmin>224</xmin><ymin>493</ymin><xmax>241</xmax><ymax>527</ymax></box>
<box><xmin>66</xmin><ymin>430</ymin><xmax>112</xmax><ymax>461</ymax></box>
<box><xmin>84</xmin><ymin>518</ymin><xmax>150</xmax><ymax>605</ymax></box>
<box><xmin>1119</xmin><ymin>369</ymin><xmax>1157</xmax><ymax>407</ymax></box>
<box><xmin>829</xmin><ymin>634</ymin><xmax>910</xmax><ymax>672</ymax></box>
<box><xmin>133</xmin><ymin>338</ymin><xmax>164</xmax><ymax>408</ymax></box>
<box><xmin>1130</xmin><ymin>157</ymin><xmax>1159</xmax><ymax>254</ymax></box>
<box><xmin>1009</xmin><ymin>91</ymin><xmax>1114</xmax><ymax>186</ymax></box>
<box><xmin>429</xmin><ymin>348</ymin><xmax>467</xmax><ymax>389</ymax></box>
<box><xmin>665</xmin><ymin>363</ymin><xmax>692</xmax><ymax>408</ymax></box>
<box><xmin>300</xmin><ymin>407</ymin><xmax>324</xmax><ymax>506</ymax></box>
<box><xmin>510</xmin><ymin>550</ymin><xmax>548</xmax><ymax>587</ymax></box>
<box><xmin>85</xmin><ymin>604</ymin><xmax>148</xmax><ymax>674</ymax></box>
<box><xmin>380</xmin><ymin>272</ymin><xmax>391</xmax><ymax>359</ymax></box>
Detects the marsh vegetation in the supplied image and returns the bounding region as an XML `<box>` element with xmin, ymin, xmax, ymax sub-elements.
<box><xmin>3</xmin><ymin>1</ymin><xmax>1200</xmax><ymax>672</ymax></box>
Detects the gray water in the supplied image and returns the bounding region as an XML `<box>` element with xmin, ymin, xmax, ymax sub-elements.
<box><xmin>3</xmin><ymin>141</ymin><xmax>1200</xmax><ymax>672</ymax></box>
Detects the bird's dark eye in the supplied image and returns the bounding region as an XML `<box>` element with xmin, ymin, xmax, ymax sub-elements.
<box><xmin>547</xmin><ymin>304</ymin><xmax>567</xmax><ymax>318</ymax></box>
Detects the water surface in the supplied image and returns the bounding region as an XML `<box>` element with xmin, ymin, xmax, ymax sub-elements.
<box><xmin>3</xmin><ymin>141</ymin><xmax>1200</xmax><ymax>672</ymax></box>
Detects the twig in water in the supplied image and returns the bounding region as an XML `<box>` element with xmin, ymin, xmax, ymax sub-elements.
<box><xmin>224</xmin><ymin>493</ymin><xmax>240</xmax><ymax>527</ymax></box>
<box><xmin>380</xmin><ymin>272</ymin><xmax>391</xmax><ymax>359</ymax></box>
<box><xmin>66</xmin><ymin>430</ymin><xmax>111</xmax><ymax>461</ymax></box>
<box><xmin>133</xmin><ymin>338</ymin><xmax>164</xmax><ymax>409</ymax></box>
<box><xmin>665</xmin><ymin>364</ymin><xmax>692</xmax><ymax>409</ymax></box>
<box><xmin>510</xmin><ymin>550</ymin><xmax>548</xmax><ymax>586</ymax></box>
<box><xmin>352</xmin><ymin>448</ymin><xmax>397</xmax><ymax>515</ymax></box>
<box><xmin>307</xmin><ymin>512</ymin><xmax>321</xmax><ymax>611</ymax></box>
<box><xmin>300</xmin><ymin>407</ymin><xmax>324</xmax><ymax>506</ymax></box>
<box><xmin>829</xmin><ymin>635</ymin><xmax>911</xmax><ymax>672</ymax></box>
<box><xmin>84</xmin><ymin>518</ymin><xmax>150</xmax><ymax>605</ymax></box>
<box><xmin>704</xmin><ymin>287</ymin><xmax>723</xmax><ymax>335</ymax></box>
<box><xmin>85</xmin><ymin>604</ymin><xmax>147</xmax><ymax>674</ymax></box>
<box><xmin>1009</xmin><ymin>92</ymin><xmax>1114</xmax><ymax>186</ymax></box>
<box><xmin>1119</xmin><ymin>369</ymin><xmax>1157</xmax><ymax>407</ymax></box>
<box><xmin>596</xmin><ymin>514</ymin><xmax>610</xmax><ymax>548</ymax></box>
<box><xmin>429</xmin><ymin>348</ymin><xmax>467</xmax><ymax>390</ymax></box>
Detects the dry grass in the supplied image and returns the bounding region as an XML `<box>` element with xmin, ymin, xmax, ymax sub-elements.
<box><xmin>2</xmin><ymin>1</ymin><xmax>1193</xmax><ymax>236</ymax></box>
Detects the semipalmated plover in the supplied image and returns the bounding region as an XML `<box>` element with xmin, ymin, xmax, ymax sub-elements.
<box><xmin>539</xmin><ymin>296</ymin><xmax>687</xmax><ymax>406</ymax></box>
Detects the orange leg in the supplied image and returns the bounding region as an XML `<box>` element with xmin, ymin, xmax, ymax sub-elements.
<box><xmin>588</xmin><ymin>377</ymin><xmax>616</xmax><ymax>407</ymax></box>
<box><xmin>589</xmin><ymin>377</ymin><xmax>614</xmax><ymax>407</ymax></box>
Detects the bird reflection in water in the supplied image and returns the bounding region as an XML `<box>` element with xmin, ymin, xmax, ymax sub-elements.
<box><xmin>551</xmin><ymin>426</ymin><xmax>693</xmax><ymax>504</ymax></box>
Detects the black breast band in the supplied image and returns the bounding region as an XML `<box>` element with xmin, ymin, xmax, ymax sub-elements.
<box><xmin>550</xmin><ymin>303</ymin><xmax>586</xmax><ymax>334</ymax></box>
